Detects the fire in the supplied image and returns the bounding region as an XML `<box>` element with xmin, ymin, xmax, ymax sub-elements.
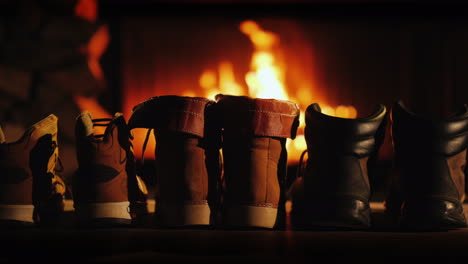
<box><xmin>122</xmin><ymin>19</ymin><xmax>357</xmax><ymax>163</ymax></box>
<box><xmin>199</xmin><ymin>20</ymin><xmax>357</xmax><ymax>163</ymax></box>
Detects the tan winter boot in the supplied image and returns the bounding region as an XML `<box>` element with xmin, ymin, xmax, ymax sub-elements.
<box><xmin>73</xmin><ymin>112</ymin><xmax>148</xmax><ymax>227</ymax></box>
<box><xmin>128</xmin><ymin>96</ymin><xmax>217</xmax><ymax>227</ymax></box>
<box><xmin>214</xmin><ymin>94</ymin><xmax>300</xmax><ymax>229</ymax></box>
<box><xmin>385</xmin><ymin>101</ymin><xmax>468</xmax><ymax>230</ymax></box>
<box><xmin>0</xmin><ymin>114</ymin><xmax>66</xmax><ymax>226</ymax></box>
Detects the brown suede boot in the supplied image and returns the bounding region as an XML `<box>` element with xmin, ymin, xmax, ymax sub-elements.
<box><xmin>299</xmin><ymin>103</ymin><xmax>387</xmax><ymax>230</ymax></box>
<box><xmin>0</xmin><ymin>115</ymin><xmax>66</xmax><ymax>226</ymax></box>
<box><xmin>73</xmin><ymin>112</ymin><xmax>148</xmax><ymax>227</ymax></box>
<box><xmin>214</xmin><ymin>94</ymin><xmax>300</xmax><ymax>229</ymax></box>
<box><xmin>128</xmin><ymin>96</ymin><xmax>217</xmax><ymax>227</ymax></box>
<box><xmin>385</xmin><ymin>101</ymin><xmax>468</xmax><ymax>230</ymax></box>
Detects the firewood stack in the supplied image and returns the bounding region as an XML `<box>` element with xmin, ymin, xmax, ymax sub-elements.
<box><xmin>0</xmin><ymin>0</ymin><xmax>109</xmax><ymax>194</ymax></box>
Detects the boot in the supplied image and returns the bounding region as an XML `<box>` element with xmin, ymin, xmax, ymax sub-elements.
<box><xmin>0</xmin><ymin>114</ymin><xmax>66</xmax><ymax>226</ymax></box>
<box><xmin>385</xmin><ymin>101</ymin><xmax>468</xmax><ymax>230</ymax></box>
<box><xmin>214</xmin><ymin>94</ymin><xmax>300</xmax><ymax>229</ymax></box>
<box><xmin>73</xmin><ymin>112</ymin><xmax>148</xmax><ymax>227</ymax></box>
<box><xmin>128</xmin><ymin>96</ymin><xmax>217</xmax><ymax>227</ymax></box>
<box><xmin>300</xmin><ymin>103</ymin><xmax>386</xmax><ymax>229</ymax></box>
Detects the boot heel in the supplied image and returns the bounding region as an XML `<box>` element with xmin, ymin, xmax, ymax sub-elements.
<box><xmin>75</xmin><ymin>201</ymin><xmax>132</xmax><ymax>226</ymax></box>
<box><xmin>307</xmin><ymin>197</ymin><xmax>371</xmax><ymax>230</ymax></box>
<box><xmin>223</xmin><ymin>205</ymin><xmax>278</xmax><ymax>229</ymax></box>
<box><xmin>156</xmin><ymin>203</ymin><xmax>211</xmax><ymax>227</ymax></box>
<box><xmin>401</xmin><ymin>199</ymin><xmax>467</xmax><ymax>230</ymax></box>
<box><xmin>0</xmin><ymin>204</ymin><xmax>34</xmax><ymax>223</ymax></box>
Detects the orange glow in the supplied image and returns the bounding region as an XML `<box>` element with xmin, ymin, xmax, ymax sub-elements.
<box><xmin>199</xmin><ymin>70</ymin><xmax>217</xmax><ymax>90</ymax></box>
<box><xmin>74</xmin><ymin>0</ymin><xmax>97</xmax><ymax>22</ymax></box>
<box><xmin>123</xmin><ymin>96</ymin><xmax>156</xmax><ymax>160</ymax></box>
<box><xmin>242</xmin><ymin>23</ymin><xmax>287</xmax><ymax>101</ymax></box>
<box><xmin>239</xmin><ymin>21</ymin><xmax>259</xmax><ymax>35</ymax></box>
<box><xmin>86</xmin><ymin>25</ymin><xmax>109</xmax><ymax>81</ymax></box>
<box><xmin>219</xmin><ymin>62</ymin><xmax>244</xmax><ymax>96</ymax></box>
<box><xmin>335</xmin><ymin>105</ymin><xmax>358</xmax><ymax>119</ymax></box>
<box><xmin>348</xmin><ymin>106</ymin><xmax>358</xmax><ymax>118</ymax></box>
<box><xmin>240</xmin><ymin>20</ymin><xmax>277</xmax><ymax>49</ymax></box>
<box><xmin>74</xmin><ymin>96</ymin><xmax>112</xmax><ymax>119</ymax></box>
<box><xmin>335</xmin><ymin>105</ymin><xmax>348</xmax><ymax>118</ymax></box>
<box><xmin>321</xmin><ymin>106</ymin><xmax>336</xmax><ymax>117</ymax></box>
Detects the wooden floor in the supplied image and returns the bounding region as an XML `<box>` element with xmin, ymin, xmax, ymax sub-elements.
<box><xmin>2</xmin><ymin>201</ymin><xmax>468</xmax><ymax>263</ymax></box>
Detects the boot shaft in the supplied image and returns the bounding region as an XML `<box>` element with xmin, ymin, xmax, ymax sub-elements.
<box><xmin>304</xmin><ymin>103</ymin><xmax>387</xmax><ymax>201</ymax></box>
<box><xmin>391</xmin><ymin>101</ymin><xmax>468</xmax><ymax>202</ymax></box>
<box><xmin>215</xmin><ymin>94</ymin><xmax>299</xmax><ymax>205</ymax></box>
<box><xmin>74</xmin><ymin>112</ymin><xmax>130</xmax><ymax>203</ymax></box>
<box><xmin>222</xmin><ymin>135</ymin><xmax>287</xmax><ymax>207</ymax></box>
<box><xmin>129</xmin><ymin>96</ymin><xmax>214</xmax><ymax>204</ymax></box>
<box><xmin>129</xmin><ymin>95</ymin><xmax>215</xmax><ymax>226</ymax></box>
<box><xmin>297</xmin><ymin>103</ymin><xmax>386</xmax><ymax>229</ymax></box>
<box><xmin>0</xmin><ymin>115</ymin><xmax>61</xmax><ymax>204</ymax></box>
<box><xmin>155</xmin><ymin>131</ymin><xmax>209</xmax><ymax>204</ymax></box>
<box><xmin>214</xmin><ymin>94</ymin><xmax>299</xmax><ymax>228</ymax></box>
<box><xmin>0</xmin><ymin>115</ymin><xmax>65</xmax><ymax>224</ymax></box>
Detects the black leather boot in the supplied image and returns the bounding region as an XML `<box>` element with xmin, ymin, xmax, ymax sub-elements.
<box><xmin>302</xmin><ymin>103</ymin><xmax>387</xmax><ymax>229</ymax></box>
<box><xmin>385</xmin><ymin>101</ymin><xmax>468</xmax><ymax>230</ymax></box>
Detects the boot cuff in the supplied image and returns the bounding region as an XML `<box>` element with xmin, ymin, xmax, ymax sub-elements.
<box><xmin>391</xmin><ymin>101</ymin><xmax>468</xmax><ymax>156</ymax></box>
<box><xmin>128</xmin><ymin>96</ymin><xmax>213</xmax><ymax>138</ymax></box>
<box><xmin>215</xmin><ymin>94</ymin><xmax>300</xmax><ymax>139</ymax></box>
<box><xmin>305</xmin><ymin>103</ymin><xmax>387</xmax><ymax>157</ymax></box>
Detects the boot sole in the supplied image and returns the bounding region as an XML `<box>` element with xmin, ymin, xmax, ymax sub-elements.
<box><xmin>0</xmin><ymin>204</ymin><xmax>34</xmax><ymax>223</ymax></box>
<box><xmin>156</xmin><ymin>203</ymin><xmax>211</xmax><ymax>227</ymax></box>
<box><xmin>302</xmin><ymin>198</ymin><xmax>371</xmax><ymax>230</ymax></box>
<box><xmin>401</xmin><ymin>199</ymin><xmax>467</xmax><ymax>231</ymax></box>
<box><xmin>223</xmin><ymin>205</ymin><xmax>278</xmax><ymax>229</ymax></box>
<box><xmin>74</xmin><ymin>201</ymin><xmax>132</xmax><ymax>226</ymax></box>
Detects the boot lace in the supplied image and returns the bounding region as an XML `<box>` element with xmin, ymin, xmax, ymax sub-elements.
<box><xmin>296</xmin><ymin>149</ymin><xmax>308</xmax><ymax>179</ymax></box>
<box><xmin>140</xmin><ymin>128</ymin><xmax>153</xmax><ymax>163</ymax></box>
<box><xmin>91</xmin><ymin>118</ymin><xmax>113</xmax><ymax>138</ymax></box>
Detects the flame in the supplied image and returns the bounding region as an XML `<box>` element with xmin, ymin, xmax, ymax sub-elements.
<box><xmin>242</xmin><ymin>21</ymin><xmax>287</xmax><ymax>100</ymax></box>
<box><xmin>335</xmin><ymin>105</ymin><xmax>358</xmax><ymax>119</ymax></box>
<box><xmin>197</xmin><ymin>20</ymin><xmax>359</xmax><ymax>163</ymax></box>
<box><xmin>120</xmin><ymin>20</ymin><xmax>359</xmax><ymax>162</ymax></box>
<box><xmin>74</xmin><ymin>0</ymin><xmax>98</xmax><ymax>22</ymax></box>
<box><xmin>199</xmin><ymin>61</ymin><xmax>244</xmax><ymax>100</ymax></box>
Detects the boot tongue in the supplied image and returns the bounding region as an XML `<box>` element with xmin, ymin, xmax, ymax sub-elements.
<box><xmin>77</xmin><ymin>111</ymin><xmax>95</xmax><ymax>137</ymax></box>
<box><xmin>0</xmin><ymin>125</ymin><xmax>5</xmax><ymax>143</ymax></box>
